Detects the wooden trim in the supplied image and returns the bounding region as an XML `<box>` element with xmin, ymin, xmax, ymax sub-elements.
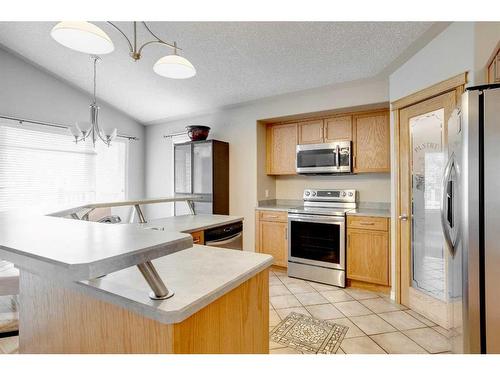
<box><xmin>391</xmin><ymin>72</ymin><xmax>468</xmax><ymax>110</ymax></box>
<box><xmin>347</xmin><ymin>279</ymin><xmax>391</xmax><ymax>295</ymax></box>
<box><xmin>266</xmin><ymin>107</ymin><xmax>388</xmax><ymax>127</ymax></box>
<box><xmin>486</xmin><ymin>39</ymin><xmax>500</xmax><ymax>83</ymax></box>
<box><xmin>393</xmin><ymin>109</ymin><xmax>402</xmax><ymax>304</ymax></box>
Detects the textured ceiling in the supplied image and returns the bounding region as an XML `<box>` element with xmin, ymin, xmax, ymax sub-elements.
<box><xmin>0</xmin><ymin>22</ymin><xmax>433</xmax><ymax>124</ymax></box>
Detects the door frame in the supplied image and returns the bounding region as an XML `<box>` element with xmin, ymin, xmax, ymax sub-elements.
<box><xmin>392</xmin><ymin>72</ymin><xmax>468</xmax><ymax>304</ymax></box>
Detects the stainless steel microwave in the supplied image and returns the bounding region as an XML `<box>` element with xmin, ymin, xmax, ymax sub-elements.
<box><xmin>296</xmin><ymin>141</ymin><xmax>352</xmax><ymax>174</ymax></box>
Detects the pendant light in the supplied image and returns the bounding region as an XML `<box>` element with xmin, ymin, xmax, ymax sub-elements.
<box><xmin>51</xmin><ymin>21</ymin><xmax>114</xmax><ymax>55</ymax></box>
<box><xmin>51</xmin><ymin>21</ymin><xmax>196</xmax><ymax>79</ymax></box>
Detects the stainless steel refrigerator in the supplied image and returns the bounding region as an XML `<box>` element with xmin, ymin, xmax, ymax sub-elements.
<box><xmin>444</xmin><ymin>84</ymin><xmax>500</xmax><ymax>354</ymax></box>
<box><xmin>174</xmin><ymin>139</ymin><xmax>229</xmax><ymax>215</ymax></box>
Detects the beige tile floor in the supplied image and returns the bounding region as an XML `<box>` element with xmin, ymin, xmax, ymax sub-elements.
<box><xmin>0</xmin><ymin>270</ymin><xmax>452</xmax><ymax>355</ymax></box>
<box><xmin>269</xmin><ymin>268</ymin><xmax>452</xmax><ymax>354</ymax></box>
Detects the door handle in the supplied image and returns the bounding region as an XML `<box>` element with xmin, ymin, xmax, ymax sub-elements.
<box><xmin>441</xmin><ymin>154</ymin><xmax>457</xmax><ymax>255</ymax></box>
<box><xmin>335</xmin><ymin>144</ymin><xmax>340</xmax><ymax>167</ymax></box>
<box><xmin>398</xmin><ymin>214</ymin><xmax>408</xmax><ymax>221</ymax></box>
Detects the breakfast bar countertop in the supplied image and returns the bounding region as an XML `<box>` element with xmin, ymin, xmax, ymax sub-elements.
<box><xmin>79</xmin><ymin>245</ymin><xmax>273</xmax><ymax>324</ymax></box>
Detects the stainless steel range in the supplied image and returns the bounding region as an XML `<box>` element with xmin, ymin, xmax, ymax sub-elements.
<box><xmin>287</xmin><ymin>189</ymin><xmax>357</xmax><ymax>287</ymax></box>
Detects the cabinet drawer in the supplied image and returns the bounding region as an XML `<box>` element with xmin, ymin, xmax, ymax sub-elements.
<box><xmin>347</xmin><ymin>216</ymin><xmax>388</xmax><ymax>231</ymax></box>
<box><xmin>258</xmin><ymin>210</ymin><xmax>288</xmax><ymax>223</ymax></box>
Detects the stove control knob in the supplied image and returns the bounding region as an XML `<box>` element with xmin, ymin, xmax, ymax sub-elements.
<box><xmin>341</xmin><ymin>192</ymin><xmax>346</xmax><ymax>197</ymax></box>
<box><xmin>305</xmin><ymin>191</ymin><xmax>310</xmax><ymax>196</ymax></box>
<box><xmin>348</xmin><ymin>192</ymin><xmax>353</xmax><ymax>197</ymax></box>
<box><xmin>312</xmin><ymin>191</ymin><xmax>317</xmax><ymax>197</ymax></box>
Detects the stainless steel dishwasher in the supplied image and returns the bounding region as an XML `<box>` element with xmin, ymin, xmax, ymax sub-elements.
<box><xmin>204</xmin><ymin>221</ymin><xmax>243</xmax><ymax>250</ymax></box>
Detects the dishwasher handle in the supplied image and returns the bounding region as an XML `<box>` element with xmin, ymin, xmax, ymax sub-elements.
<box><xmin>205</xmin><ymin>232</ymin><xmax>242</xmax><ymax>246</ymax></box>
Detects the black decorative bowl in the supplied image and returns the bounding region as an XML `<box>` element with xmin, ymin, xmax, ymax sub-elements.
<box><xmin>186</xmin><ymin>125</ymin><xmax>211</xmax><ymax>141</ymax></box>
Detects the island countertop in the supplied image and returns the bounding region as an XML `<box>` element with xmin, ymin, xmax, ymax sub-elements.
<box><xmin>78</xmin><ymin>245</ymin><xmax>273</xmax><ymax>324</ymax></box>
<box><xmin>0</xmin><ymin>212</ymin><xmax>192</xmax><ymax>280</ymax></box>
<box><xmin>144</xmin><ymin>214</ymin><xmax>244</xmax><ymax>233</ymax></box>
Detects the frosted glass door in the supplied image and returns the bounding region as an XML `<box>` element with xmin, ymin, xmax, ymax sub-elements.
<box><xmin>174</xmin><ymin>144</ymin><xmax>192</xmax><ymax>194</ymax></box>
<box><xmin>410</xmin><ymin>108</ymin><xmax>446</xmax><ymax>301</ymax></box>
<box><xmin>193</xmin><ymin>142</ymin><xmax>213</xmax><ymax>194</ymax></box>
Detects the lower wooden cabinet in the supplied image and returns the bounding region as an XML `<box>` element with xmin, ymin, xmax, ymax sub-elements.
<box><xmin>347</xmin><ymin>216</ymin><xmax>390</xmax><ymax>286</ymax></box>
<box><xmin>255</xmin><ymin>210</ymin><xmax>288</xmax><ymax>267</ymax></box>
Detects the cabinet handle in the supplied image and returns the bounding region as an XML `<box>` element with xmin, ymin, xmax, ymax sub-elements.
<box><xmin>347</xmin><ymin>233</ymin><xmax>350</xmax><ymax>248</ymax></box>
<box><xmin>353</xmin><ymin>155</ymin><xmax>357</xmax><ymax>169</ymax></box>
<box><xmin>193</xmin><ymin>238</ymin><xmax>200</xmax><ymax>244</ymax></box>
<box><xmin>359</xmin><ymin>222</ymin><xmax>375</xmax><ymax>226</ymax></box>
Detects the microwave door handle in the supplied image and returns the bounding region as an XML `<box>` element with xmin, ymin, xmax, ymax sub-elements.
<box><xmin>440</xmin><ymin>154</ymin><xmax>455</xmax><ymax>254</ymax></box>
<box><xmin>335</xmin><ymin>144</ymin><xmax>340</xmax><ymax>168</ymax></box>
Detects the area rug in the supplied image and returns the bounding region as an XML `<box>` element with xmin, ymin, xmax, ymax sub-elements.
<box><xmin>270</xmin><ymin>312</ymin><xmax>348</xmax><ymax>354</ymax></box>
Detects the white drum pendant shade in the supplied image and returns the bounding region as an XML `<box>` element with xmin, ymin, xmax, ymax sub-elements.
<box><xmin>51</xmin><ymin>21</ymin><xmax>114</xmax><ymax>55</ymax></box>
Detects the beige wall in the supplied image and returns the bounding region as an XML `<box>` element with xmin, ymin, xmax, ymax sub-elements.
<box><xmin>275</xmin><ymin>174</ymin><xmax>391</xmax><ymax>203</ymax></box>
<box><xmin>146</xmin><ymin>78</ymin><xmax>389</xmax><ymax>252</ymax></box>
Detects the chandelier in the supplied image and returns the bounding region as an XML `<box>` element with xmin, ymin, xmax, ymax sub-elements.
<box><xmin>51</xmin><ymin>21</ymin><xmax>196</xmax><ymax>79</ymax></box>
<box><xmin>69</xmin><ymin>56</ymin><xmax>117</xmax><ymax>147</ymax></box>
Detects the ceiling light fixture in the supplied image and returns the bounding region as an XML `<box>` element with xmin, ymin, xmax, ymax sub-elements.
<box><xmin>69</xmin><ymin>56</ymin><xmax>117</xmax><ymax>147</ymax></box>
<box><xmin>51</xmin><ymin>21</ymin><xmax>196</xmax><ymax>79</ymax></box>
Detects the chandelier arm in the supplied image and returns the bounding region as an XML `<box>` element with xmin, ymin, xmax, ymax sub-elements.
<box><xmin>107</xmin><ymin>22</ymin><xmax>134</xmax><ymax>53</ymax></box>
<box><xmin>137</xmin><ymin>40</ymin><xmax>177</xmax><ymax>57</ymax></box>
<box><xmin>141</xmin><ymin>22</ymin><xmax>181</xmax><ymax>50</ymax></box>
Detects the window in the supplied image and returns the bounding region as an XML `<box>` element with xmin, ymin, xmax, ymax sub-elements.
<box><xmin>0</xmin><ymin>123</ymin><xmax>127</xmax><ymax>214</ymax></box>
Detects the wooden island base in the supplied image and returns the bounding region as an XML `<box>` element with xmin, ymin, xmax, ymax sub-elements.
<box><xmin>19</xmin><ymin>270</ymin><xmax>269</xmax><ymax>354</ymax></box>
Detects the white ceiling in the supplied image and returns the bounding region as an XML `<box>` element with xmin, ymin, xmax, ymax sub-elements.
<box><xmin>0</xmin><ymin>22</ymin><xmax>434</xmax><ymax>124</ymax></box>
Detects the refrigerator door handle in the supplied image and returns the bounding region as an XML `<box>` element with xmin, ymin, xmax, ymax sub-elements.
<box><xmin>441</xmin><ymin>153</ymin><xmax>456</xmax><ymax>255</ymax></box>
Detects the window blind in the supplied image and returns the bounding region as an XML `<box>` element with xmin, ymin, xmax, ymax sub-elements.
<box><xmin>0</xmin><ymin>123</ymin><xmax>127</xmax><ymax>214</ymax></box>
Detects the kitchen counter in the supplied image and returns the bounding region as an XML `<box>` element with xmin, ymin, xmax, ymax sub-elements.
<box><xmin>79</xmin><ymin>245</ymin><xmax>272</xmax><ymax>324</ymax></box>
<box><xmin>0</xmin><ymin>197</ymin><xmax>271</xmax><ymax>354</ymax></box>
<box><xmin>346</xmin><ymin>202</ymin><xmax>391</xmax><ymax>218</ymax></box>
<box><xmin>255</xmin><ymin>199</ymin><xmax>302</xmax><ymax>212</ymax></box>
<box><xmin>145</xmin><ymin>214</ymin><xmax>243</xmax><ymax>233</ymax></box>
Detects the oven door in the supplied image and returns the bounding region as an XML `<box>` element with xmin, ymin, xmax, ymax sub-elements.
<box><xmin>288</xmin><ymin>213</ymin><xmax>345</xmax><ymax>270</ymax></box>
<box><xmin>296</xmin><ymin>142</ymin><xmax>351</xmax><ymax>174</ymax></box>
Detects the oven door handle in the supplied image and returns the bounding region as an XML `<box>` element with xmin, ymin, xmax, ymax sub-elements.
<box><xmin>288</xmin><ymin>213</ymin><xmax>345</xmax><ymax>224</ymax></box>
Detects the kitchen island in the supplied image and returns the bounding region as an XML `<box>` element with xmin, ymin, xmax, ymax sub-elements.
<box><xmin>0</xmin><ymin>197</ymin><xmax>273</xmax><ymax>354</ymax></box>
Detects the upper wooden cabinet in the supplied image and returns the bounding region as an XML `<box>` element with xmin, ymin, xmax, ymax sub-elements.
<box><xmin>324</xmin><ymin>115</ymin><xmax>352</xmax><ymax>142</ymax></box>
<box><xmin>353</xmin><ymin>111</ymin><xmax>390</xmax><ymax>173</ymax></box>
<box><xmin>298</xmin><ymin>120</ymin><xmax>324</xmax><ymax>144</ymax></box>
<box><xmin>266</xmin><ymin>123</ymin><xmax>297</xmax><ymax>175</ymax></box>
<box><xmin>265</xmin><ymin>109</ymin><xmax>390</xmax><ymax>175</ymax></box>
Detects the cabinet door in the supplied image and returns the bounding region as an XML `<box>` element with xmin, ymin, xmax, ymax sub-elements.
<box><xmin>192</xmin><ymin>142</ymin><xmax>213</xmax><ymax>194</ymax></box>
<box><xmin>347</xmin><ymin>228</ymin><xmax>389</xmax><ymax>285</ymax></box>
<box><xmin>298</xmin><ymin>120</ymin><xmax>324</xmax><ymax>145</ymax></box>
<box><xmin>324</xmin><ymin>116</ymin><xmax>352</xmax><ymax>142</ymax></box>
<box><xmin>259</xmin><ymin>220</ymin><xmax>287</xmax><ymax>267</ymax></box>
<box><xmin>267</xmin><ymin>123</ymin><xmax>297</xmax><ymax>175</ymax></box>
<box><xmin>174</xmin><ymin>144</ymin><xmax>192</xmax><ymax>193</ymax></box>
<box><xmin>353</xmin><ymin>111</ymin><xmax>390</xmax><ymax>173</ymax></box>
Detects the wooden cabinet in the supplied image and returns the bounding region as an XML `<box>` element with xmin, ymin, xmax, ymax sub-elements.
<box><xmin>190</xmin><ymin>230</ymin><xmax>204</xmax><ymax>245</ymax></box>
<box><xmin>265</xmin><ymin>109</ymin><xmax>390</xmax><ymax>175</ymax></box>
<box><xmin>347</xmin><ymin>216</ymin><xmax>390</xmax><ymax>286</ymax></box>
<box><xmin>255</xmin><ymin>210</ymin><xmax>288</xmax><ymax>267</ymax></box>
<box><xmin>298</xmin><ymin>120</ymin><xmax>324</xmax><ymax>144</ymax></box>
<box><xmin>353</xmin><ymin>111</ymin><xmax>390</xmax><ymax>173</ymax></box>
<box><xmin>324</xmin><ymin>115</ymin><xmax>352</xmax><ymax>142</ymax></box>
<box><xmin>266</xmin><ymin>123</ymin><xmax>297</xmax><ymax>175</ymax></box>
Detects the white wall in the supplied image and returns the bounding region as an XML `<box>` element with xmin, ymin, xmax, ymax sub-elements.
<box><xmin>146</xmin><ymin>78</ymin><xmax>390</xmax><ymax>251</ymax></box>
<box><xmin>0</xmin><ymin>47</ymin><xmax>145</xmax><ymax>199</ymax></box>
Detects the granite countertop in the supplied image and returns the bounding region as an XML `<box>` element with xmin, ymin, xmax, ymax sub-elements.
<box><xmin>79</xmin><ymin>245</ymin><xmax>273</xmax><ymax>324</ymax></box>
<box><xmin>255</xmin><ymin>199</ymin><xmax>302</xmax><ymax>212</ymax></box>
<box><xmin>0</xmin><ymin>213</ymin><xmax>192</xmax><ymax>280</ymax></box>
<box><xmin>144</xmin><ymin>214</ymin><xmax>243</xmax><ymax>233</ymax></box>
